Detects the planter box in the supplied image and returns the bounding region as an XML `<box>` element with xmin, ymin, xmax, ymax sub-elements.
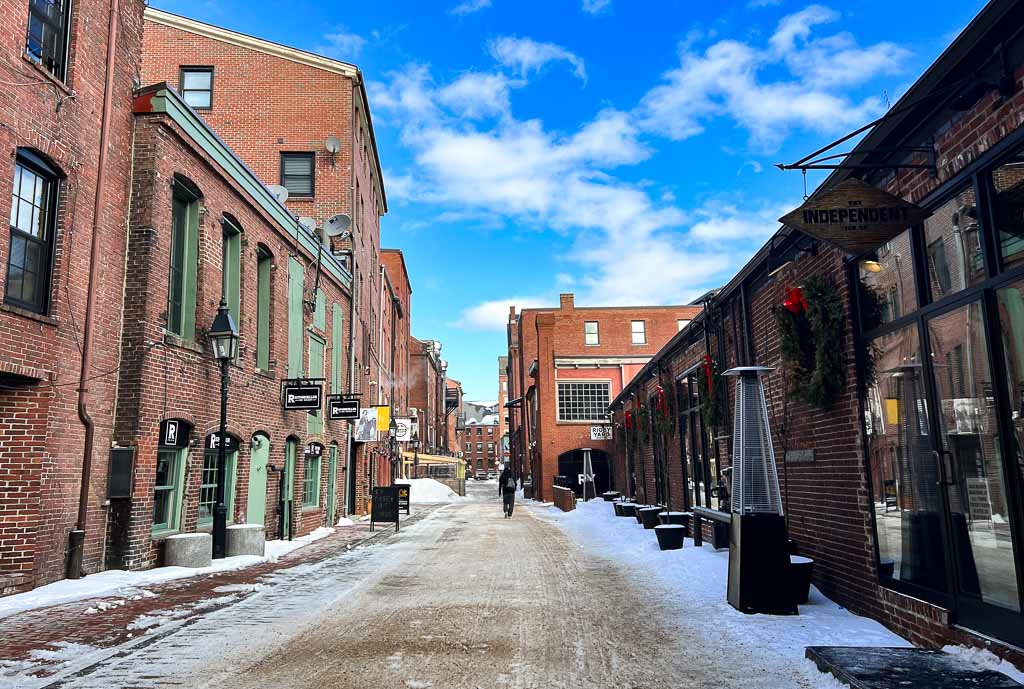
<box><xmin>655</xmin><ymin>524</ymin><xmax>685</xmax><ymax>550</ymax></box>
<box><xmin>602</xmin><ymin>491</ymin><xmax>621</xmax><ymax>502</ymax></box>
<box><xmin>790</xmin><ymin>555</ymin><xmax>815</xmax><ymax>604</ymax></box>
<box><xmin>639</xmin><ymin>507</ymin><xmax>663</xmax><ymax>529</ymax></box>
<box><xmin>619</xmin><ymin>502</ymin><xmax>638</xmax><ymax>518</ymax></box>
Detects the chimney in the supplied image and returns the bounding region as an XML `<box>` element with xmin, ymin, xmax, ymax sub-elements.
<box><xmin>509</xmin><ymin>305</ymin><xmax>516</xmax><ymax>321</ymax></box>
<box><xmin>559</xmin><ymin>293</ymin><xmax>575</xmax><ymax>311</ymax></box>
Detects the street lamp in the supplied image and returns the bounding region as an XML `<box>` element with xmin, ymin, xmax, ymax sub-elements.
<box><xmin>388</xmin><ymin>417</ymin><xmax>399</xmax><ymax>481</ymax></box>
<box><xmin>208</xmin><ymin>298</ymin><xmax>238</xmax><ymax>560</ymax></box>
<box><xmin>411</xmin><ymin>431</ymin><xmax>420</xmax><ymax>476</ymax></box>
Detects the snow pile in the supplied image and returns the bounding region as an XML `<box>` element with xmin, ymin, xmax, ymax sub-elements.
<box><xmin>399</xmin><ymin>479</ymin><xmax>467</xmax><ymax>503</ymax></box>
<box><xmin>533</xmin><ymin>499</ymin><xmax>915</xmax><ymax>688</ymax></box>
<box><xmin>944</xmin><ymin>645</ymin><xmax>1024</xmax><ymax>683</ymax></box>
<box><xmin>0</xmin><ymin>527</ymin><xmax>336</xmax><ymax>621</ymax></box>
<box><xmin>335</xmin><ymin>517</ymin><xmax>356</xmax><ymax>527</ymax></box>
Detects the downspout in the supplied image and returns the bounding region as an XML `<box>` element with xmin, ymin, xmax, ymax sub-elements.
<box><xmin>68</xmin><ymin>0</ymin><xmax>121</xmax><ymax>579</ymax></box>
<box><xmin>344</xmin><ymin>77</ymin><xmax>359</xmax><ymax>516</ymax></box>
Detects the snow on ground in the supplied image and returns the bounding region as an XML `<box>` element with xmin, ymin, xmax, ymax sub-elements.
<box><xmin>399</xmin><ymin>478</ymin><xmax>468</xmax><ymax>503</ymax></box>
<box><xmin>944</xmin><ymin>644</ymin><xmax>1024</xmax><ymax>683</ymax></box>
<box><xmin>0</xmin><ymin>527</ymin><xmax>334</xmax><ymax>621</ymax></box>
<box><xmin>533</xmin><ymin>499</ymin><xmax>911</xmax><ymax>688</ymax></box>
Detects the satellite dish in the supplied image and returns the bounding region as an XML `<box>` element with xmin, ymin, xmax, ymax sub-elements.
<box><xmin>299</xmin><ymin>216</ymin><xmax>317</xmax><ymax>231</ymax></box>
<box><xmin>325</xmin><ymin>135</ymin><xmax>341</xmax><ymax>154</ymax></box>
<box><xmin>323</xmin><ymin>213</ymin><xmax>352</xmax><ymax>237</ymax></box>
<box><xmin>268</xmin><ymin>184</ymin><xmax>289</xmax><ymax>204</ymax></box>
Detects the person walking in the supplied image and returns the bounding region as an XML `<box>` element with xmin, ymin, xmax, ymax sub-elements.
<box><xmin>498</xmin><ymin>465</ymin><xmax>517</xmax><ymax>518</ymax></box>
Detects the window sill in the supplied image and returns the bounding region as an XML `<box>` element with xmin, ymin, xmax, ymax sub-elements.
<box><xmin>301</xmin><ymin>505</ymin><xmax>320</xmax><ymax>512</ymax></box>
<box><xmin>164</xmin><ymin>331</ymin><xmax>205</xmax><ymax>355</ymax></box>
<box><xmin>1</xmin><ymin>303</ymin><xmax>58</xmax><ymax>326</ymax></box>
<box><xmin>254</xmin><ymin>367</ymin><xmax>276</xmax><ymax>380</ymax></box>
<box><xmin>21</xmin><ymin>53</ymin><xmax>74</xmax><ymax>96</ymax></box>
<box><xmin>150</xmin><ymin>528</ymin><xmax>181</xmax><ymax>541</ymax></box>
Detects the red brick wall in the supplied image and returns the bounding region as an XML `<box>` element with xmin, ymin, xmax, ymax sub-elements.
<box><xmin>115</xmin><ymin>110</ymin><xmax>351</xmax><ymax>569</ymax></box>
<box><xmin>553</xmin><ymin>485</ymin><xmax>575</xmax><ymax>512</ymax></box>
<box><xmin>0</xmin><ymin>0</ymin><xmax>146</xmax><ymax>591</ymax></box>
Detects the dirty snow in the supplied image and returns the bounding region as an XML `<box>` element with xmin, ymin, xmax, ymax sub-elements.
<box><xmin>944</xmin><ymin>644</ymin><xmax>1024</xmax><ymax>683</ymax></box>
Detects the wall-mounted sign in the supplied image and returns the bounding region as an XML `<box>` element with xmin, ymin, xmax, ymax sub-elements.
<box><xmin>282</xmin><ymin>379</ymin><xmax>323</xmax><ymax>411</ymax></box>
<box><xmin>394</xmin><ymin>417</ymin><xmax>414</xmax><ymax>442</ymax></box>
<box><xmin>590</xmin><ymin>425</ymin><xmax>613</xmax><ymax>441</ymax></box>
<box><xmin>353</xmin><ymin>407</ymin><xmax>379</xmax><ymax>443</ymax></box>
<box><xmin>159</xmin><ymin>419</ymin><xmax>190</xmax><ymax>448</ymax></box>
<box><xmin>778</xmin><ymin>178</ymin><xmax>930</xmax><ymax>256</ymax></box>
<box><xmin>327</xmin><ymin>395</ymin><xmax>360</xmax><ymax>421</ymax></box>
<box><xmin>204</xmin><ymin>432</ymin><xmax>240</xmax><ymax>453</ymax></box>
<box><xmin>305</xmin><ymin>442</ymin><xmax>324</xmax><ymax>458</ymax></box>
<box><xmin>375</xmin><ymin>405</ymin><xmax>390</xmax><ymax>432</ymax></box>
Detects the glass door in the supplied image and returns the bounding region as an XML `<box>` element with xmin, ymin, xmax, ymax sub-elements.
<box><xmin>925</xmin><ymin>297</ymin><xmax>1022</xmax><ymax>641</ymax></box>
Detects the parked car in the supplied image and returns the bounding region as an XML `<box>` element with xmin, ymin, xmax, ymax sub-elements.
<box><xmin>474</xmin><ymin>471</ymin><xmax>487</xmax><ymax>481</ymax></box>
<box><xmin>487</xmin><ymin>471</ymin><xmax>496</xmax><ymax>480</ymax></box>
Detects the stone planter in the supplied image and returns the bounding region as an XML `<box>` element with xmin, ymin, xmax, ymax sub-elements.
<box><xmin>602</xmin><ymin>491</ymin><xmax>621</xmax><ymax>502</ymax></box>
<box><xmin>654</xmin><ymin>524</ymin><xmax>685</xmax><ymax>550</ymax></box>
<box><xmin>634</xmin><ymin>505</ymin><xmax>651</xmax><ymax>524</ymax></box>
<box><xmin>613</xmin><ymin>501</ymin><xmax>626</xmax><ymax>517</ymax></box>
<box><xmin>659</xmin><ymin>511</ymin><xmax>688</xmax><ymax>526</ymax></box>
<box><xmin>226</xmin><ymin>524</ymin><xmax>265</xmax><ymax>557</ymax></box>
<box><xmin>639</xmin><ymin>507</ymin><xmax>662</xmax><ymax>529</ymax></box>
<box><xmin>790</xmin><ymin>555</ymin><xmax>815</xmax><ymax>604</ymax></box>
<box><xmin>619</xmin><ymin>502</ymin><xmax>638</xmax><ymax>518</ymax></box>
<box><xmin>164</xmin><ymin>533</ymin><xmax>212</xmax><ymax>568</ymax></box>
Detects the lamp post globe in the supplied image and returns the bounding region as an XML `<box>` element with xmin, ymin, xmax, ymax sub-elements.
<box><xmin>208</xmin><ymin>298</ymin><xmax>238</xmax><ymax>559</ymax></box>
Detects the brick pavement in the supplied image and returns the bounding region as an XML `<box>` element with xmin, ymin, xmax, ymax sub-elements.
<box><xmin>0</xmin><ymin>506</ymin><xmax>437</xmax><ymax>679</ymax></box>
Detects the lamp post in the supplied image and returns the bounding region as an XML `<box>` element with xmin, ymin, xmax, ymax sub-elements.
<box><xmin>208</xmin><ymin>298</ymin><xmax>238</xmax><ymax>560</ymax></box>
<box><xmin>388</xmin><ymin>417</ymin><xmax>399</xmax><ymax>482</ymax></box>
<box><xmin>411</xmin><ymin>431</ymin><xmax>420</xmax><ymax>478</ymax></box>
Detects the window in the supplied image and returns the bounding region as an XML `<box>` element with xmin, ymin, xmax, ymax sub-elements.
<box><xmin>221</xmin><ymin>217</ymin><xmax>241</xmax><ymax>324</ymax></box>
<box><xmin>198</xmin><ymin>450</ymin><xmax>236</xmax><ymax>526</ymax></box>
<box><xmin>280</xmin><ymin>153</ymin><xmax>315</xmax><ymax>197</ymax></box>
<box><xmin>167</xmin><ymin>180</ymin><xmax>199</xmax><ymax>338</ymax></box>
<box><xmin>677</xmin><ymin>319</ymin><xmax>690</xmax><ymax>331</ymax></box>
<box><xmin>153</xmin><ymin>449</ymin><xmax>185</xmax><ymax>532</ymax></box>
<box><xmin>26</xmin><ymin>0</ymin><xmax>71</xmax><ymax>80</ymax></box>
<box><xmin>859</xmin><ymin>228</ymin><xmax>916</xmax><ymax>327</ymax></box>
<box><xmin>307</xmin><ymin>334</ymin><xmax>325</xmax><ymax>436</ymax></box>
<box><xmin>287</xmin><ymin>257</ymin><xmax>304</xmax><ymax>377</ymax></box>
<box><xmin>584</xmin><ymin>321</ymin><xmax>599</xmax><ymax>345</ymax></box>
<box><xmin>487</xmin><ymin>443</ymin><xmax>494</xmax><ymax>451</ymax></box>
<box><xmin>476</xmin><ymin>443</ymin><xmax>482</xmax><ymax>451</ymax></box>
<box><xmin>256</xmin><ymin>246</ymin><xmax>272</xmax><ymax>370</ymax></box>
<box><xmin>923</xmin><ymin>185</ymin><xmax>983</xmax><ymax>302</ymax></box>
<box><xmin>303</xmin><ymin>451</ymin><xmax>320</xmax><ymax>507</ymax></box>
<box><xmin>331</xmin><ymin>302</ymin><xmax>344</xmax><ymax>393</ymax></box>
<box><xmin>991</xmin><ymin>152</ymin><xmax>1024</xmax><ymax>272</ymax></box>
<box><xmin>476</xmin><ymin>427</ymin><xmax>482</xmax><ymax>436</ymax></box>
<box><xmin>631</xmin><ymin>320</ymin><xmax>646</xmax><ymax>344</ymax></box>
<box><xmin>6</xmin><ymin>152</ymin><xmax>58</xmax><ymax>314</ymax></box>
<box><xmin>180</xmin><ymin>67</ymin><xmax>213</xmax><ymax>109</ymax></box>
<box><xmin>557</xmin><ymin>381</ymin><xmax>611</xmax><ymax>422</ymax></box>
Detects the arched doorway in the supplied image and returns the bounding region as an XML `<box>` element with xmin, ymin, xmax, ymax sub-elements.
<box><xmin>557</xmin><ymin>448</ymin><xmax>610</xmax><ymax>496</ymax></box>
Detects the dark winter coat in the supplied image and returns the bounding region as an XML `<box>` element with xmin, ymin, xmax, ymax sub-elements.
<box><xmin>498</xmin><ymin>468</ymin><xmax>517</xmax><ymax>494</ymax></box>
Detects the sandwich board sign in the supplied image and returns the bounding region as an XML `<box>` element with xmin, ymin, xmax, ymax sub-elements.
<box><xmin>371</xmin><ymin>485</ymin><xmax>400</xmax><ymax>532</ymax></box>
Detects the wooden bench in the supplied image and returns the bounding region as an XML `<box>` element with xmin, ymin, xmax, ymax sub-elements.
<box><xmin>692</xmin><ymin>507</ymin><xmax>731</xmax><ymax>550</ymax></box>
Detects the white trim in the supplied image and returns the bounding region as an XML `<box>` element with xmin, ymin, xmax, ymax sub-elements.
<box><xmin>554</xmin><ymin>356</ymin><xmax>650</xmax><ymax>367</ymax></box>
<box><xmin>144</xmin><ymin>8</ymin><xmax>359</xmax><ymax>78</ymax></box>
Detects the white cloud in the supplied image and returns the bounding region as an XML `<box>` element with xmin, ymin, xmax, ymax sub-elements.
<box><xmin>450</xmin><ymin>0</ymin><xmax>491</xmax><ymax>15</ymax></box>
<box><xmin>438</xmin><ymin>72</ymin><xmax>513</xmax><ymax>119</ymax></box>
<box><xmin>582</xmin><ymin>0</ymin><xmax>611</xmax><ymax>14</ymax></box>
<box><xmin>636</xmin><ymin>5</ymin><xmax>909</xmax><ymax>151</ymax></box>
<box><xmin>488</xmin><ymin>36</ymin><xmax>587</xmax><ymax>82</ymax></box>
<box><xmin>317</xmin><ymin>29</ymin><xmax>366</xmax><ymax>59</ymax></box>
<box><xmin>455</xmin><ymin>297</ymin><xmax>550</xmax><ymax>330</ymax></box>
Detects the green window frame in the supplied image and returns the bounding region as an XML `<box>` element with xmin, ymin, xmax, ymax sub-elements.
<box><xmin>331</xmin><ymin>302</ymin><xmax>344</xmax><ymax>394</ymax></box>
<box><xmin>313</xmin><ymin>288</ymin><xmax>326</xmax><ymax>330</ymax></box>
<box><xmin>303</xmin><ymin>452</ymin><xmax>321</xmax><ymax>507</ymax></box>
<box><xmin>287</xmin><ymin>257</ymin><xmax>304</xmax><ymax>377</ymax></box>
<box><xmin>221</xmin><ymin>217</ymin><xmax>241</xmax><ymax>325</ymax></box>
<box><xmin>198</xmin><ymin>449</ymin><xmax>237</xmax><ymax>527</ymax></box>
<box><xmin>307</xmin><ymin>333</ymin><xmax>325</xmax><ymax>436</ymax></box>
<box><xmin>167</xmin><ymin>183</ymin><xmax>199</xmax><ymax>339</ymax></box>
<box><xmin>153</xmin><ymin>448</ymin><xmax>187</xmax><ymax>533</ymax></box>
<box><xmin>256</xmin><ymin>247</ymin><xmax>272</xmax><ymax>371</ymax></box>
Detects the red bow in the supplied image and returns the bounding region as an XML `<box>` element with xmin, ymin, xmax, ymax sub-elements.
<box><xmin>703</xmin><ymin>354</ymin><xmax>714</xmax><ymax>393</ymax></box>
<box><xmin>783</xmin><ymin>285</ymin><xmax>808</xmax><ymax>315</ymax></box>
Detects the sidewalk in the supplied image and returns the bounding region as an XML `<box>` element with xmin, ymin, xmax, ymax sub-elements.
<box><xmin>0</xmin><ymin>506</ymin><xmax>437</xmax><ymax>677</ymax></box>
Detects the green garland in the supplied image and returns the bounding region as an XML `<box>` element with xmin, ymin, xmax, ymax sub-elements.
<box><xmin>637</xmin><ymin>402</ymin><xmax>651</xmax><ymax>446</ymax></box>
<box><xmin>652</xmin><ymin>381</ymin><xmax>676</xmax><ymax>439</ymax></box>
<box><xmin>858</xmin><ymin>282</ymin><xmax>884</xmax><ymax>388</ymax></box>
<box><xmin>700</xmin><ymin>357</ymin><xmax>724</xmax><ymax>431</ymax></box>
<box><xmin>775</xmin><ymin>274</ymin><xmax>846</xmax><ymax>409</ymax></box>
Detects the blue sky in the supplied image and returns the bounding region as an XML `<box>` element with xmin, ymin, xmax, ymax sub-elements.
<box><xmin>155</xmin><ymin>0</ymin><xmax>985</xmax><ymax>400</ymax></box>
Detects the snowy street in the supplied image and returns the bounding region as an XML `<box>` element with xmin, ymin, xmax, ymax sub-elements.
<box><xmin>3</xmin><ymin>481</ymin><xmax>1020</xmax><ymax>688</ymax></box>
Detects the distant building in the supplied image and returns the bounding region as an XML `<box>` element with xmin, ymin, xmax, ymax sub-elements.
<box><xmin>459</xmin><ymin>401</ymin><xmax>500</xmax><ymax>476</ymax></box>
<box><xmin>498</xmin><ymin>356</ymin><xmax>509</xmax><ymax>467</ymax></box>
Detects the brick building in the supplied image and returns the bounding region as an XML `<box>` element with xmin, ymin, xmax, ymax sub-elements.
<box><xmin>608</xmin><ymin>0</ymin><xmax>1024</xmax><ymax>666</ymax></box>
<box><xmin>105</xmin><ymin>83</ymin><xmax>352</xmax><ymax>570</ymax></box>
<box><xmin>140</xmin><ymin>8</ymin><xmax>388</xmax><ymax>514</ymax></box>
<box><xmin>460</xmin><ymin>402</ymin><xmax>500</xmax><ymax>477</ymax></box>
<box><xmin>497</xmin><ymin>356</ymin><xmax>509</xmax><ymax>467</ymax></box>
<box><xmin>0</xmin><ymin>0</ymin><xmax>145</xmax><ymax>593</ymax></box>
<box><xmin>409</xmin><ymin>337</ymin><xmax>446</xmax><ymax>454</ymax></box>
<box><xmin>505</xmin><ymin>293</ymin><xmax>700</xmax><ymax>502</ymax></box>
<box><xmin>445</xmin><ymin>378</ymin><xmax>464</xmax><ymax>458</ymax></box>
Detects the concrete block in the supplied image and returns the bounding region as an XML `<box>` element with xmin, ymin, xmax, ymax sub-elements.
<box><xmin>164</xmin><ymin>533</ymin><xmax>212</xmax><ymax>568</ymax></box>
<box><xmin>226</xmin><ymin>524</ymin><xmax>265</xmax><ymax>557</ymax></box>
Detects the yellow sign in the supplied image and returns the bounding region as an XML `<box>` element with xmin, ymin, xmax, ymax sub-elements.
<box><xmin>885</xmin><ymin>399</ymin><xmax>899</xmax><ymax>425</ymax></box>
<box><xmin>375</xmin><ymin>405</ymin><xmax>390</xmax><ymax>432</ymax></box>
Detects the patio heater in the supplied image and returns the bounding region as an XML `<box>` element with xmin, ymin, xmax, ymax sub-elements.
<box><xmin>724</xmin><ymin>366</ymin><xmax>797</xmax><ymax>615</ymax></box>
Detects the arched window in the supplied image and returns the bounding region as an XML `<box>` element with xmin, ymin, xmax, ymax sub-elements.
<box><xmin>167</xmin><ymin>175</ymin><xmax>202</xmax><ymax>339</ymax></box>
<box><xmin>221</xmin><ymin>213</ymin><xmax>242</xmax><ymax>326</ymax></box>
<box><xmin>255</xmin><ymin>244</ymin><xmax>273</xmax><ymax>371</ymax></box>
<box><xmin>5</xmin><ymin>149</ymin><xmax>61</xmax><ymax>314</ymax></box>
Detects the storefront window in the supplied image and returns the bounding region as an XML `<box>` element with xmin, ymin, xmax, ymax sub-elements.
<box><xmin>154</xmin><ymin>449</ymin><xmax>185</xmax><ymax>533</ymax></box>
<box><xmin>923</xmin><ymin>185</ymin><xmax>985</xmax><ymax>303</ymax></box>
<box><xmin>991</xmin><ymin>152</ymin><xmax>1024</xmax><ymax>272</ymax></box>
<box><xmin>859</xmin><ymin>229</ymin><xmax>917</xmax><ymax>327</ymax></box>
<box><xmin>198</xmin><ymin>450</ymin><xmax>236</xmax><ymax>526</ymax></box>
<box><xmin>866</xmin><ymin>323</ymin><xmax>948</xmax><ymax>592</ymax></box>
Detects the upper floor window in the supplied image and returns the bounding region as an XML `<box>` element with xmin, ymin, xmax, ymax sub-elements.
<box><xmin>167</xmin><ymin>179</ymin><xmax>200</xmax><ymax>339</ymax></box>
<box><xmin>221</xmin><ymin>216</ymin><xmax>241</xmax><ymax>323</ymax></box>
<box><xmin>631</xmin><ymin>320</ymin><xmax>646</xmax><ymax>344</ymax></box>
<box><xmin>180</xmin><ymin>67</ymin><xmax>213</xmax><ymax>109</ymax></box>
<box><xmin>584</xmin><ymin>320</ymin><xmax>599</xmax><ymax>345</ymax></box>
<box><xmin>281</xmin><ymin>152</ymin><xmax>314</xmax><ymax>197</ymax></box>
<box><xmin>26</xmin><ymin>0</ymin><xmax>72</xmax><ymax>81</ymax></box>
<box><xmin>6</xmin><ymin>151</ymin><xmax>59</xmax><ymax>314</ymax></box>
<box><xmin>557</xmin><ymin>381</ymin><xmax>611</xmax><ymax>422</ymax></box>
<box><xmin>255</xmin><ymin>246</ymin><xmax>273</xmax><ymax>371</ymax></box>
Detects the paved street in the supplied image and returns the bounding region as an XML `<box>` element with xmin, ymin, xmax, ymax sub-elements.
<box><xmin>3</xmin><ymin>484</ymin><xmax>697</xmax><ymax>689</ymax></box>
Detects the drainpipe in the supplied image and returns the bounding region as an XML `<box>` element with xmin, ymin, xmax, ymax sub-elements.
<box><xmin>67</xmin><ymin>0</ymin><xmax>121</xmax><ymax>580</ymax></box>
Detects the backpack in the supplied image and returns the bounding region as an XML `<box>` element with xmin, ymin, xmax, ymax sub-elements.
<box><xmin>504</xmin><ymin>475</ymin><xmax>517</xmax><ymax>491</ymax></box>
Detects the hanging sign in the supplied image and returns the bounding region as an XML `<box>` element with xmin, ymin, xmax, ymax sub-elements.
<box><xmin>394</xmin><ymin>417</ymin><xmax>414</xmax><ymax>442</ymax></box>
<box><xmin>353</xmin><ymin>408</ymin><xmax>379</xmax><ymax>443</ymax></box>
<box><xmin>159</xmin><ymin>419</ymin><xmax>190</xmax><ymax>448</ymax></box>
<box><xmin>305</xmin><ymin>442</ymin><xmax>324</xmax><ymax>458</ymax></box>
<box><xmin>204</xmin><ymin>432</ymin><xmax>240</xmax><ymax>453</ymax></box>
<box><xmin>327</xmin><ymin>395</ymin><xmax>360</xmax><ymax>421</ymax></box>
<box><xmin>282</xmin><ymin>379</ymin><xmax>323</xmax><ymax>411</ymax></box>
<box><xmin>375</xmin><ymin>405</ymin><xmax>391</xmax><ymax>432</ymax></box>
<box><xmin>590</xmin><ymin>425</ymin><xmax>613</xmax><ymax>441</ymax></box>
<box><xmin>778</xmin><ymin>178</ymin><xmax>930</xmax><ymax>256</ymax></box>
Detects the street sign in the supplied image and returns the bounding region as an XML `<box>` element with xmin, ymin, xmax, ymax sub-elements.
<box><xmin>282</xmin><ymin>379</ymin><xmax>323</xmax><ymax>411</ymax></box>
<box><xmin>396</xmin><ymin>483</ymin><xmax>411</xmax><ymax>515</ymax></box>
<box><xmin>590</xmin><ymin>425</ymin><xmax>613</xmax><ymax>441</ymax></box>
<box><xmin>327</xmin><ymin>395</ymin><xmax>360</xmax><ymax>421</ymax></box>
<box><xmin>371</xmin><ymin>485</ymin><xmax>400</xmax><ymax>532</ymax></box>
